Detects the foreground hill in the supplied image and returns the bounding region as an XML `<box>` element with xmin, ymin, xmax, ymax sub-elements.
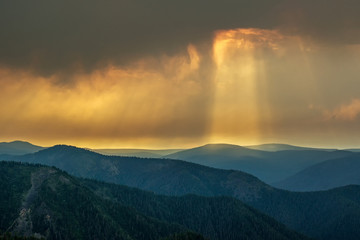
<box><xmin>0</xmin><ymin>161</ymin><xmax>307</xmax><ymax>240</ymax></box>
<box><xmin>274</xmin><ymin>153</ymin><xmax>360</xmax><ymax>191</ymax></box>
<box><xmin>0</xmin><ymin>141</ymin><xmax>45</xmax><ymax>155</ymax></box>
<box><xmin>0</xmin><ymin>162</ymin><xmax>190</xmax><ymax>240</ymax></box>
<box><xmin>166</xmin><ymin>144</ymin><xmax>352</xmax><ymax>183</ymax></box>
<box><xmin>5</xmin><ymin>145</ymin><xmax>360</xmax><ymax>240</ymax></box>
<box><xmin>81</xmin><ymin>179</ymin><xmax>308</xmax><ymax>240</ymax></box>
<box><xmin>251</xmin><ymin>185</ymin><xmax>360</xmax><ymax>240</ymax></box>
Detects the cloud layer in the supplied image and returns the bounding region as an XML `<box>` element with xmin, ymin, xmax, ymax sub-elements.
<box><xmin>1</xmin><ymin>1</ymin><xmax>360</xmax><ymax>148</ymax></box>
<box><xmin>324</xmin><ymin>99</ymin><xmax>360</xmax><ymax>121</ymax></box>
<box><xmin>1</xmin><ymin>0</ymin><xmax>360</xmax><ymax>76</ymax></box>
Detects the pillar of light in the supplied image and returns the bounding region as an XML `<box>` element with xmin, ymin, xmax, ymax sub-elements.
<box><xmin>210</xmin><ymin>28</ymin><xmax>283</xmax><ymax>145</ymax></box>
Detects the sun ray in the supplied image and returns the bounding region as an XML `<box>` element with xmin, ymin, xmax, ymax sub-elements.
<box><xmin>210</xmin><ymin>28</ymin><xmax>283</xmax><ymax>145</ymax></box>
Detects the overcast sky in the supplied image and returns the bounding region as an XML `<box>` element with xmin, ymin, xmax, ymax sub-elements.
<box><xmin>1</xmin><ymin>0</ymin><xmax>360</xmax><ymax>148</ymax></box>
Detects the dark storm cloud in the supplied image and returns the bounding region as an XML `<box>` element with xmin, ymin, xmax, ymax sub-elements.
<box><xmin>276</xmin><ymin>0</ymin><xmax>360</xmax><ymax>44</ymax></box>
<box><xmin>0</xmin><ymin>0</ymin><xmax>359</xmax><ymax>76</ymax></box>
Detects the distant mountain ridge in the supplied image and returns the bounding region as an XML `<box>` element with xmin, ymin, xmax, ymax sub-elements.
<box><xmin>345</xmin><ymin>148</ymin><xmax>360</xmax><ymax>152</ymax></box>
<box><xmin>166</xmin><ymin>144</ymin><xmax>353</xmax><ymax>183</ymax></box>
<box><xmin>245</xmin><ymin>143</ymin><xmax>336</xmax><ymax>152</ymax></box>
<box><xmin>0</xmin><ymin>141</ymin><xmax>183</xmax><ymax>158</ymax></box>
<box><xmin>5</xmin><ymin>145</ymin><xmax>360</xmax><ymax>240</ymax></box>
<box><xmin>0</xmin><ymin>141</ymin><xmax>45</xmax><ymax>155</ymax></box>
<box><xmin>274</xmin><ymin>153</ymin><xmax>360</xmax><ymax>191</ymax></box>
<box><xmin>93</xmin><ymin>148</ymin><xmax>182</xmax><ymax>158</ymax></box>
<box><xmin>11</xmin><ymin>144</ymin><xmax>269</xmax><ymax>199</ymax></box>
<box><xmin>1</xmin><ymin>141</ymin><xmax>359</xmax><ymax>187</ymax></box>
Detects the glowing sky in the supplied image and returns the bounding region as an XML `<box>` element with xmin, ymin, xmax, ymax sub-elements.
<box><xmin>1</xmin><ymin>1</ymin><xmax>360</xmax><ymax>148</ymax></box>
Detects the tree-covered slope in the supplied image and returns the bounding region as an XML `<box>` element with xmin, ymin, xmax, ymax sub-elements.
<box><xmin>7</xmin><ymin>145</ymin><xmax>360</xmax><ymax>240</ymax></box>
<box><xmin>83</xmin><ymin>178</ymin><xmax>360</xmax><ymax>240</ymax></box>
<box><xmin>82</xmin><ymin>179</ymin><xmax>308</xmax><ymax>240</ymax></box>
<box><xmin>0</xmin><ymin>162</ymin><xmax>193</xmax><ymax>240</ymax></box>
<box><xmin>0</xmin><ymin>162</ymin><xmax>309</xmax><ymax>240</ymax></box>
<box><xmin>251</xmin><ymin>185</ymin><xmax>360</xmax><ymax>240</ymax></box>
<box><xmin>12</xmin><ymin>145</ymin><xmax>270</xmax><ymax>200</ymax></box>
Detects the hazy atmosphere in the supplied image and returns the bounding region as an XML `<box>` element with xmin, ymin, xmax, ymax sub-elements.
<box><xmin>1</xmin><ymin>0</ymin><xmax>360</xmax><ymax>148</ymax></box>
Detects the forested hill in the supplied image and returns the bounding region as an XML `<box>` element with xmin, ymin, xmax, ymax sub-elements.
<box><xmin>11</xmin><ymin>145</ymin><xmax>270</xmax><ymax>200</ymax></box>
<box><xmin>5</xmin><ymin>145</ymin><xmax>360</xmax><ymax>240</ymax></box>
<box><xmin>0</xmin><ymin>161</ymin><xmax>308</xmax><ymax>240</ymax></box>
<box><xmin>0</xmin><ymin>162</ymin><xmax>191</xmax><ymax>240</ymax></box>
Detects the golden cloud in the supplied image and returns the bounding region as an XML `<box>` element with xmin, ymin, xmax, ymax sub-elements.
<box><xmin>0</xmin><ymin>45</ymin><xmax>214</xmax><ymax>148</ymax></box>
<box><xmin>2</xmin><ymin>27</ymin><xmax>360</xmax><ymax>148</ymax></box>
<box><xmin>323</xmin><ymin>99</ymin><xmax>360</xmax><ymax>121</ymax></box>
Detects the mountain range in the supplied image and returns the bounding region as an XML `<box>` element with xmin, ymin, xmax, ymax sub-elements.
<box><xmin>2</xmin><ymin>145</ymin><xmax>360</xmax><ymax>240</ymax></box>
<box><xmin>92</xmin><ymin>148</ymin><xmax>182</xmax><ymax>158</ymax></box>
<box><xmin>2</xmin><ymin>141</ymin><xmax>359</xmax><ymax>185</ymax></box>
<box><xmin>0</xmin><ymin>161</ymin><xmax>307</xmax><ymax>240</ymax></box>
<box><xmin>274</xmin><ymin>153</ymin><xmax>360</xmax><ymax>191</ymax></box>
<box><xmin>245</xmin><ymin>143</ymin><xmax>335</xmax><ymax>152</ymax></box>
<box><xmin>166</xmin><ymin>144</ymin><xmax>353</xmax><ymax>183</ymax></box>
<box><xmin>0</xmin><ymin>141</ymin><xmax>45</xmax><ymax>155</ymax></box>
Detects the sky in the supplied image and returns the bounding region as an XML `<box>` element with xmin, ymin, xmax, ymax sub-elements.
<box><xmin>1</xmin><ymin>0</ymin><xmax>360</xmax><ymax>149</ymax></box>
